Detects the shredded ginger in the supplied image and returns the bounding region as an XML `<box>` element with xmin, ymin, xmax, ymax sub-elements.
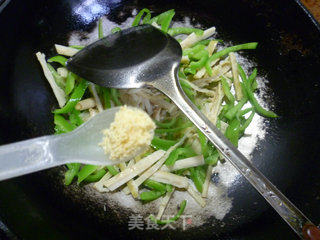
<box><xmin>101</xmin><ymin>105</ymin><xmax>156</xmax><ymax>161</ymax></box>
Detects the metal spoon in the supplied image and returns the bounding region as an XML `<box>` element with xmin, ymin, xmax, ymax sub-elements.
<box><xmin>67</xmin><ymin>25</ymin><xmax>319</xmax><ymax>239</ymax></box>
<box><xmin>0</xmin><ymin>107</ymin><xmax>123</xmax><ymax>181</ymax></box>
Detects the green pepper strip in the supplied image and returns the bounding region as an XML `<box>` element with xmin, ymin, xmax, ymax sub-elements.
<box><xmin>55</xmin><ymin>116</ymin><xmax>79</xmax><ymax>185</ymax></box>
<box><xmin>48</xmin><ymin>55</ymin><xmax>68</xmax><ymax>67</ymax></box>
<box><xmin>197</xmin><ymin>129</ymin><xmax>208</xmax><ymax>157</ymax></box>
<box><xmin>219</xmin><ymin>104</ymin><xmax>232</xmax><ymax>119</ymax></box>
<box><xmin>183</xmin><ymin>44</ymin><xmax>205</xmax><ymax>57</ymax></box>
<box><xmin>151</xmin><ymin>137</ymin><xmax>178</xmax><ymax>150</ymax></box>
<box><xmin>77</xmin><ymin>165</ymin><xmax>99</xmax><ymax>184</ymax></box>
<box><xmin>197</xmin><ymin>165</ymin><xmax>207</xmax><ymax>182</ymax></box>
<box><xmin>150</xmin><ymin>200</ymin><xmax>187</xmax><ymax>225</ymax></box>
<box><xmin>65</xmin><ymin>163</ymin><xmax>81</xmax><ymax>185</ymax></box>
<box><xmin>225</xmin><ymin>118</ymin><xmax>241</xmax><ymax>147</ymax></box>
<box><xmin>165</xmin><ymin>147</ymin><xmax>196</xmax><ymax>166</ymax></box>
<box><xmin>249</xmin><ymin>68</ymin><xmax>258</xmax><ymax>91</ymax></box>
<box><xmin>185</xmin><ymin>50</ymin><xmax>209</xmax><ymax>75</ymax></box>
<box><xmin>65</xmin><ymin>72</ymin><xmax>76</xmax><ymax>95</ymax></box>
<box><xmin>155</xmin><ymin>118</ymin><xmax>177</xmax><ymax>128</ymax></box>
<box><xmin>47</xmin><ymin>63</ymin><xmax>65</xmax><ymax>89</ymax></box>
<box><xmin>150</xmin><ymin>9</ymin><xmax>175</xmax><ymax>25</ymax></box>
<box><xmin>224</xmin><ymin>97</ymin><xmax>247</xmax><ymax>120</ymax></box>
<box><xmin>69</xmin><ymin>109</ymin><xmax>83</xmax><ymax>126</ymax></box>
<box><xmin>102</xmin><ymin>88</ymin><xmax>112</xmax><ymax>109</ymax></box>
<box><xmin>205</xmin><ymin>148</ymin><xmax>219</xmax><ymax>165</ymax></box>
<box><xmin>248</xmin><ymin>68</ymin><xmax>257</xmax><ymax>86</ymax></box>
<box><xmin>180</xmin><ymin>79</ymin><xmax>195</xmax><ymax>101</ymax></box>
<box><xmin>143</xmin><ymin>179</ymin><xmax>167</xmax><ymax>192</ymax></box>
<box><xmin>205</xmin><ymin>42</ymin><xmax>258</xmax><ymax>76</ymax></box>
<box><xmin>54</xmin><ymin>125</ymin><xmax>65</xmax><ymax>134</ymax></box>
<box><xmin>70</xmin><ymin>45</ymin><xmax>85</xmax><ymax>50</ymax></box>
<box><xmin>160</xmin><ymin>10</ymin><xmax>175</xmax><ymax>33</ymax></box>
<box><xmin>236</xmin><ymin>107</ymin><xmax>253</xmax><ymax>121</ymax></box>
<box><xmin>166</xmin><ymin>184</ymin><xmax>173</xmax><ymax>192</ymax></box>
<box><xmin>132</xmin><ymin>8</ymin><xmax>151</xmax><ymax>26</ymax></box>
<box><xmin>155</xmin><ymin>122</ymin><xmax>192</xmax><ymax>134</ymax></box>
<box><xmin>179</xmin><ymin>79</ymin><xmax>193</xmax><ymax>90</ymax></box>
<box><xmin>221</xmin><ymin>76</ymin><xmax>235</xmax><ymax>104</ymax></box>
<box><xmin>54</xmin><ymin>114</ymin><xmax>75</xmax><ymax>132</ymax></box>
<box><xmin>54</xmin><ymin>79</ymin><xmax>88</xmax><ymax>114</ymax></box>
<box><xmin>190</xmin><ymin>167</ymin><xmax>204</xmax><ymax>193</ymax></box>
<box><xmin>98</xmin><ymin>18</ymin><xmax>104</xmax><ymax>39</ymax></box>
<box><xmin>106</xmin><ymin>165</ymin><xmax>119</xmax><ymax>176</ymax></box>
<box><xmin>168</xmin><ymin>27</ymin><xmax>203</xmax><ymax>36</ymax></box>
<box><xmin>196</xmin><ymin>40</ymin><xmax>211</xmax><ymax>47</ymax></box>
<box><xmin>111</xmin><ymin>27</ymin><xmax>121</xmax><ymax>33</ymax></box>
<box><xmin>251</xmin><ymin>79</ymin><xmax>258</xmax><ymax>91</ymax></box>
<box><xmin>238</xmin><ymin>64</ymin><xmax>277</xmax><ymax>118</ymax></box>
<box><xmin>240</xmin><ymin>110</ymin><xmax>255</xmax><ymax>133</ymax></box>
<box><xmin>140</xmin><ymin>190</ymin><xmax>166</xmax><ymax>202</ymax></box>
<box><xmin>178</xmin><ymin>69</ymin><xmax>187</xmax><ymax>79</ymax></box>
<box><xmin>84</xmin><ymin>169</ymin><xmax>107</xmax><ymax>182</ymax></box>
<box><xmin>239</xmin><ymin>107</ymin><xmax>253</xmax><ymax>116</ymax></box>
<box><xmin>110</xmin><ymin>88</ymin><xmax>121</xmax><ymax>106</ymax></box>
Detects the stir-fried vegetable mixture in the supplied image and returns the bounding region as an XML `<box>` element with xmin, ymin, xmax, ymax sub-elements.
<box><xmin>36</xmin><ymin>9</ymin><xmax>277</xmax><ymax>225</ymax></box>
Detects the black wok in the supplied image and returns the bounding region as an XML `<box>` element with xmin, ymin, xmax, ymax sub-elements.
<box><xmin>0</xmin><ymin>0</ymin><xmax>319</xmax><ymax>239</ymax></box>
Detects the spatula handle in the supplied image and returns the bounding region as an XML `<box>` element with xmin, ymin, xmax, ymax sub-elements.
<box><xmin>0</xmin><ymin>136</ymin><xmax>59</xmax><ymax>181</ymax></box>
<box><xmin>152</xmin><ymin>72</ymin><xmax>318</xmax><ymax>239</ymax></box>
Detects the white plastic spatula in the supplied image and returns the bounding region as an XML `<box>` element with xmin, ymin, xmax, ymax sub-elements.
<box><xmin>0</xmin><ymin>107</ymin><xmax>121</xmax><ymax>181</ymax></box>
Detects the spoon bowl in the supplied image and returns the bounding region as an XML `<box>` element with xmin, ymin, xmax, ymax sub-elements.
<box><xmin>67</xmin><ymin>25</ymin><xmax>181</xmax><ymax>90</ymax></box>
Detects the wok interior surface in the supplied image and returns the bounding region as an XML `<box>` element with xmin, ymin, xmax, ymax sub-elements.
<box><xmin>0</xmin><ymin>0</ymin><xmax>319</xmax><ymax>239</ymax></box>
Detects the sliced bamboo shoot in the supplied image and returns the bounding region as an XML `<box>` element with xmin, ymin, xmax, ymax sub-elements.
<box><xmin>161</xmin><ymin>155</ymin><xmax>205</xmax><ymax>172</ymax></box>
<box><xmin>103</xmin><ymin>150</ymin><xmax>165</xmax><ymax>191</ymax></box>
<box><xmin>149</xmin><ymin>171</ymin><xmax>189</xmax><ymax>189</ymax></box>
<box><xmin>131</xmin><ymin>132</ymin><xmax>190</xmax><ymax>188</ymax></box>
<box><xmin>36</xmin><ymin>52</ymin><xmax>66</xmax><ymax>107</ymax></box>
<box><xmin>156</xmin><ymin>188</ymin><xmax>175</xmax><ymax>220</ymax></box>
<box><xmin>187</xmin><ymin>185</ymin><xmax>206</xmax><ymax>207</ymax></box>
<box><xmin>202</xmin><ymin>165</ymin><xmax>213</xmax><ymax>198</ymax></box>
<box><xmin>93</xmin><ymin>172</ymin><xmax>112</xmax><ymax>192</ymax></box>
<box><xmin>75</xmin><ymin>98</ymin><xmax>96</xmax><ymax>111</ymax></box>
<box><xmin>229</xmin><ymin>52</ymin><xmax>242</xmax><ymax>100</ymax></box>
<box><xmin>55</xmin><ymin>44</ymin><xmax>79</xmax><ymax>56</ymax></box>
<box><xmin>180</xmin><ymin>27</ymin><xmax>216</xmax><ymax>49</ymax></box>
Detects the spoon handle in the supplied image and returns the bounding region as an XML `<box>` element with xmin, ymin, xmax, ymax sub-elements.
<box><xmin>154</xmin><ymin>76</ymin><xmax>318</xmax><ymax>239</ymax></box>
<box><xmin>0</xmin><ymin>136</ymin><xmax>59</xmax><ymax>181</ymax></box>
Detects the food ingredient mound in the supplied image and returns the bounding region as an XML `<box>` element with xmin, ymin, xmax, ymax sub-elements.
<box><xmin>101</xmin><ymin>105</ymin><xmax>156</xmax><ymax>161</ymax></box>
